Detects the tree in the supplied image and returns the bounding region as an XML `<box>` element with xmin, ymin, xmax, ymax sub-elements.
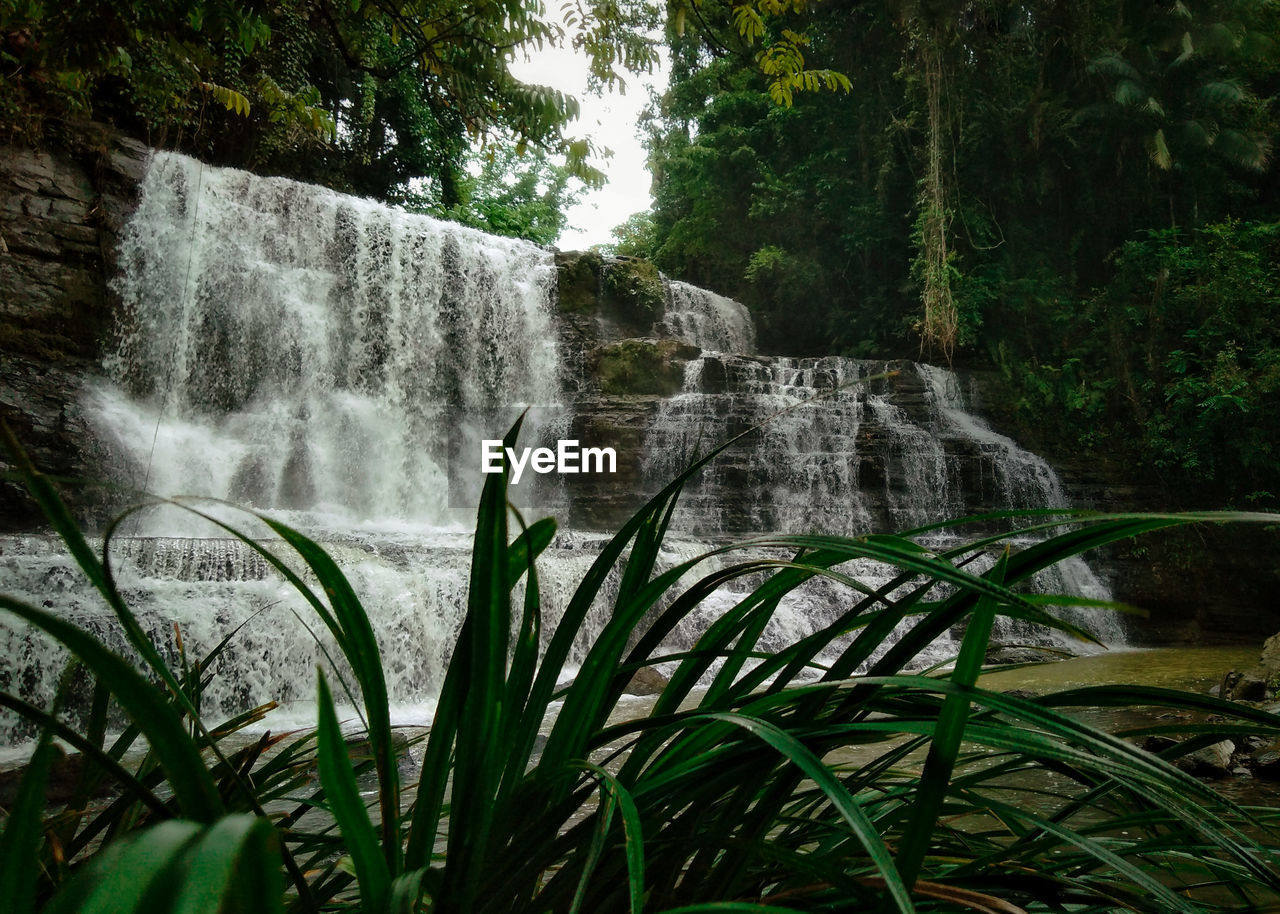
<box><xmin>403</xmin><ymin>143</ymin><xmax>585</xmax><ymax>245</ymax></box>
<box><xmin>599</xmin><ymin>210</ymin><xmax>658</xmax><ymax>256</ymax></box>
<box><xmin>1</xmin><ymin>0</ymin><xmax>660</xmax><ymax>204</ymax></box>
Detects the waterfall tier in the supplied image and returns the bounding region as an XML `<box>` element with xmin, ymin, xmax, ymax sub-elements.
<box><xmin>99</xmin><ymin>151</ymin><xmax>561</xmax><ymax>530</ymax></box>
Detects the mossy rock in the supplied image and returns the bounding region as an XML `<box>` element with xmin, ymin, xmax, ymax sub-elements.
<box><xmin>592</xmin><ymin>338</ymin><xmax>700</xmax><ymax>396</ymax></box>
<box><xmin>554</xmin><ymin>249</ymin><xmax>604</xmax><ymax>312</ymax></box>
<box><xmin>601</xmin><ymin>257</ymin><xmax>664</xmax><ymax>330</ymax></box>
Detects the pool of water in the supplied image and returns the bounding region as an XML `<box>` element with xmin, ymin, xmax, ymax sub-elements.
<box><xmin>980</xmin><ymin>645</ymin><xmax>1256</xmax><ymax>695</ymax></box>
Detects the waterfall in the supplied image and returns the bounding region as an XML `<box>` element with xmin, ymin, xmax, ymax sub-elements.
<box><xmin>663</xmin><ymin>281</ymin><xmax>757</xmax><ymax>353</ymax></box>
<box><xmin>0</xmin><ymin>153</ymin><xmax>1120</xmax><ymax>748</ymax></box>
<box><xmin>96</xmin><ymin>151</ymin><xmax>562</xmax><ymax>531</ymax></box>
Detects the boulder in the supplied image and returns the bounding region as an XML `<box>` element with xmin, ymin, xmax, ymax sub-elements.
<box><xmin>625</xmin><ymin>666</ymin><xmax>669</xmax><ymax>696</ymax></box>
<box><xmin>1250</xmin><ymin>740</ymin><xmax>1280</xmax><ymax>780</ymax></box>
<box><xmin>591</xmin><ymin>338</ymin><xmax>700</xmax><ymax>397</ymax></box>
<box><xmin>1260</xmin><ymin>632</ymin><xmax>1280</xmax><ymax>678</ymax></box>
<box><xmin>1175</xmin><ymin>739</ymin><xmax>1235</xmax><ymax>778</ymax></box>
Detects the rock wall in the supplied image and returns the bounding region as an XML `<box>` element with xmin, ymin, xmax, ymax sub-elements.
<box><xmin>0</xmin><ymin>124</ymin><xmax>148</xmax><ymax>528</ymax></box>
<box><xmin>965</xmin><ymin>373</ymin><xmax>1280</xmax><ymax>645</ymax></box>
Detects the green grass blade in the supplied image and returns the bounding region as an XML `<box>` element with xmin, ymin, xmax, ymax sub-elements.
<box><xmin>897</xmin><ymin>548</ymin><xmax>1008</xmax><ymax>886</ymax></box>
<box><xmin>0</xmin><ymin>594</ymin><xmax>223</xmax><ymax>821</ymax></box>
<box><xmin>316</xmin><ymin>670</ymin><xmax>391</xmax><ymax>914</ymax></box>
<box><xmin>435</xmin><ymin>415</ymin><xmax>518</xmax><ymax>913</ymax></box>
<box><xmin>171</xmin><ymin>815</ymin><xmax>283</xmax><ymax>914</ymax></box>
<box><xmin>694</xmin><ymin>711</ymin><xmax>915</xmax><ymax>914</ymax></box>
<box><xmin>45</xmin><ymin>820</ymin><xmax>204</xmax><ymax>914</ymax></box>
<box><xmin>390</xmin><ymin>869</ymin><xmax>428</xmax><ymax>914</ymax></box>
<box><xmin>655</xmin><ymin>905</ymin><xmax>805</xmax><ymax>913</ymax></box>
<box><xmin>262</xmin><ymin>517</ymin><xmax>400</xmax><ymax>870</ymax></box>
<box><xmin>0</xmin><ymin>729</ymin><xmax>55</xmax><ymax>914</ymax></box>
<box><xmin>570</xmin><ymin>762</ymin><xmax>646</xmax><ymax>914</ymax></box>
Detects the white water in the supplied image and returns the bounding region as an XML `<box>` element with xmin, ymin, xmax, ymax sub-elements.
<box><xmin>98</xmin><ymin>151</ymin><xmax>562</xmax><ymax>531</ymax></box>
<box><xmin>663</xmin><ymin>281</ymin><xmax>757</xmax><ymax>353</ymax></box>
<box><xmin>0</xmin><ymin>152</ymin><xmax>1121</xmax><ymax>747</ymax></box>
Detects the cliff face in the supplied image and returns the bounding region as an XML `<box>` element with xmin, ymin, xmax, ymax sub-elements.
<box><xmin>965</xmin><ymin>377</ymin><xmax>1280</xmax><ymax>646</ymax></box>
<box><xmin>2</xmin><ymin>132</ymin><xmax>1276</xmax><ymax>644</ymax></box>
<box><xmin>0</xmin><ymin>126</ymin><xmax>148</xmax><ymax>527</ymax></box>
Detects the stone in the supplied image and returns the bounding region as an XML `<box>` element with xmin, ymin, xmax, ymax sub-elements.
<box><xmin>625</xmin><ymin>666</ymin><xmax>669</xmax><ymax>696</ymax></box>
<box><xmin>1222</xmin><ymin>666</ymin><xmax>1269</xmax><ymax>702</ymax></box>
<box><xmin>1252</xmin><ymin>743</ymin><xmax>1280</xmax><ymax>780</ymax></box>
<box><xmin>1175</xmin><ymin>739</ymin><xmax>1235</xmax><ymax>778</ymax></box>
<box><xmin>601</xmin><ymin>257</ymin><xmax>664</xmax><ymax>333</ymax></box>
<box><xmin>1260</xmin><ymin>632</ymin><xmax>1280</xmax><ymax>676</ymax></box>
<box><xmin>1140</xmin><ymin>735</ymin><xmax>1178</xmax><ymax>754</ymax></box>
<box><xmin>591</xmin><ymin>338</ymin><xmax>700</xmax><ymax>397</ymax></box>
<box><xmin>985</xmin><ymin>646</ymin><xmax>1053</xmax><ymax>666</ymax></box>
<box><xmin>0</xmin><ymin>124</ymin><xmax>144</xmax><ymax>530</ymax></box>
<box><xmin>554</xmin><ymin>249</ymin><xmax>603</xmax><ymax>313</ymax></box>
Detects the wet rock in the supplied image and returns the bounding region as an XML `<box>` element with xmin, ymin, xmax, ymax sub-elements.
<box><xmin>1140</xmin><ymin>735</ymin><xmax>1179</xmax><ymax>754</ymax></box>
<box><xmin>601</xmin><ymin>257</ymin><xmax>664</xmax><ymax>334</ymax></box>
<box><xmin>1259</xmin><ymin>632</ymin><xmax>1280</xmax><ymax>675</ymax></box>
<box><xmin>1175</xmin><ymin>739</ymin><xmax>1235</xmax><ymax>778</ymax></box>
<box><xmin>625</xmin><ymin>666</ymin><xmax>669</xmax><ymax>696</ymax></box>
<box><xmin>1250</xmin><ymin>741</ymin><xmax>1280</xmax><ymax>780</ymax></box>
<box><xmin>555</xmin><ymin>249</ymin><xmax>604</xmax><ymax>313</ymax></box>
<box><xmin>591</xmin><ymin>338</ymin><xmax>700</xmax><ymax>397</ymax></box>
<box><xmin>985</xmin><ymin>646</ymin><xmax>1054</xmax><ymax>666</ymax></box>
<box><xmin>1220</xmin><ymin>667</ymin><xmax>1270</xmax><ymax>702</ymax></box>
<box><xmin>1</xmin><ymin>124</ymin><xmax>145</xmax><ymax>530</ymax></box>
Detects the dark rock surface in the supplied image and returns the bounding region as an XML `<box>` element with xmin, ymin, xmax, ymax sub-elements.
<box><xmin>966</xmin><ymin>371</ymin><xmax>1280</xmax><ymax>644</ymax></box>
<box><xmin>1</xmin><ymin>124</ymin><xmax>148</xmax><ymax>529</ymax></box>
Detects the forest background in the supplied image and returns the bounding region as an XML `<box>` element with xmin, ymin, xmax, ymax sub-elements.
<box><xmin>3</xmin><ymin>0</ymin><xmax>1279</xmax><ymax>507</ymax></box>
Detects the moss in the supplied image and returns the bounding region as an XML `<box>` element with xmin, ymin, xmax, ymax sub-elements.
<box><xmin>554</xmin><ymin>249</ymin><xmax>603</xmax><ymax>312</ymax></box>
<box><xmin>601</xmin><ymin>257</ymin><xmax>664</xmax><ymax>327</ymax></box>
<box><xmin>593</xmin><ymin>338</ymin><xmax>699</xmax><ymax>396</ymax></box>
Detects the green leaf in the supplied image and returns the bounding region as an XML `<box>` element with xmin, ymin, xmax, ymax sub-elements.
<box><xmin>0</xmin><ymin>731</ymin><xmax>55</xmax><ymax>914</ymax></box>
<box><xmin>170</xmin><ymin>816</ymin><xmax>284</xmax><ymax>914</ymax></box>
<box><xmin>0</xmin><ymin>594</ymin><xmax>223</xmax><ymax>822</ymax></box>
<box><xmin>316</xmin><ymin>671</ymin><xmax>391</xmax><ymax>914</ymax></box>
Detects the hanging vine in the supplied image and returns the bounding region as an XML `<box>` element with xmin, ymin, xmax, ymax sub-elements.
<box><xmin>916</xmin><ymin>31</ymin><xmax>957</xmax><ymax>361</ymax></box>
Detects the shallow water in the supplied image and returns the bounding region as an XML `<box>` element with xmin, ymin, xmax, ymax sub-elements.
<box><xmin>979</xmin><ymin>645</ymin><xmax>1255</xmax><ymax>694</ymax></box>
<box><xmin>984</xmin><ymin>645</ymin><xmax>1280</xmax><ymax>808</ymax></box>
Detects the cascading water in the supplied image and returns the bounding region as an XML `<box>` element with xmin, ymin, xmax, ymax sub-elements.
<box><xmin>663</xmin><ymin>281</ymin><xmax>757</xmax><ymax>353</ymax></box>
<box><xmin>641</xmin><ymin>353</ymin><xmax>1122</xmax><ymax>647</ymax></box>
<box><xmin>95</xmin><ymin>151</ymin><xmax>562</xmax><ymax>530</ymax></box>
<box><xmin>0</xmin><ymin>152</ymin><xmax>1121</xmax><ymax>747</ymax></box>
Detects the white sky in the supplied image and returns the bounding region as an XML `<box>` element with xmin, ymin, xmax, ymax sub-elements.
<box><xmin>508</xmin><ymin>42</ymin><xmax>665</xmax><ymax>249</ymax></box>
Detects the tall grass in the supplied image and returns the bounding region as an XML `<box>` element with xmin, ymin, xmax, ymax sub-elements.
<box><xmin>4</xmin><ymin>416</ymin><xmax>1280</xmax><ymax>913</ymax></box>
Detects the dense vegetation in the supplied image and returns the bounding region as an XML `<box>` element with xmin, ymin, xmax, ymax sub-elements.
<box><xmin>0</xmin><ymin>0</ymin><xmax>656</xmax><ymax>222</ymax></box>
<box><xmin>637</xmin><ymin>0</ymin><xmax>1280</xmax><ymax>502</ymax></box>
<box><xmin>7</xmin><ymin>423</ymin><xmax>1280</xmax><ymax>913</ymax></box>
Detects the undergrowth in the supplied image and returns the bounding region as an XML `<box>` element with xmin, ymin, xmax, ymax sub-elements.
<box><xmin>3</xmin><ymin>417</ymin><xmax>1280</xmax><ymax>913</ymax></box>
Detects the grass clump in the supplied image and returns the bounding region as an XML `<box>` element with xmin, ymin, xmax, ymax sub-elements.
<box><xmin>3</xmin><ymin>417</ymin><xmax>1280</xmax><ymax>913</ymax></box>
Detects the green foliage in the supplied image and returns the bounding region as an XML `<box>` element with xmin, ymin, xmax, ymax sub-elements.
<box><xmin>602</xmin><ymin>255</ymin><xmax>665</xmax><ymax>322</ymax></box>
<box><xmin>989</xmin><ymin>219</ymin><xmax>1280</xmax><ymax>502</ymax></box>
<box><xmin>644</xmin><ymin>0</ymin><xmax>1280</xmax><ymax>362</ymax></box>
<box><xmin>0</xmin><ymin>0</ymin><xmax>657</xmax><ymax>207</ymax></box>
<box><xmin>600</xmin><ymin>209</ymin><xmax>658</xmax><ymax>258</ymax></box>
<box><xmin>403</xmin><ymin>144</ymin><xmax>584</xmax><ymax>246</ymax></box>
<box><xmin>7</xmin><ymin>413</ymin><xmax>1280</xmax><ymax>911</ymax></box>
